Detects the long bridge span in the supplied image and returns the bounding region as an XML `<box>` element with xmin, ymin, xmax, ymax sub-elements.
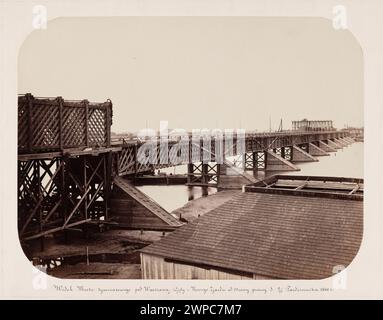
<box><xmin>18</xmin><ymin>94</ymin><xmax>360</xmax><ymax>243</ymax></box>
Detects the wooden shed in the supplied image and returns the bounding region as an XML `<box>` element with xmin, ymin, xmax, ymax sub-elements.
<box><xmin>140</xmin><ymin>175</ymin><xmax>363</xmax><ymax>280</ymax></box>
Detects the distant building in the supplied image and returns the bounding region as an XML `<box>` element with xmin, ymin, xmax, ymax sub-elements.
<box><xmin>140</xmin><ymin>175</ymin><xmax>363</xmax><ymax>280</ymax></box>
<box><xmin>292</xmin><ymin>119</ymin><xmax>334</xmax><ymax>131</ymax></box>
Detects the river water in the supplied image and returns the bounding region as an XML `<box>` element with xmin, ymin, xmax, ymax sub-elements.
<box><xmin>137</xmin><ymin>142</ymin><xmax>363</xmax><ymax>212</ymax></box>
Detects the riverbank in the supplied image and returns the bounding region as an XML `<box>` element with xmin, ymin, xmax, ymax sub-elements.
<box><xmin>172</xmin><ymin>189</ymin><xmax>241</xmax><ymax>222</ymax></box>
<box><xmin>29</xmin><ymin>187</ymin><xmax>240</xmax><ymax>279</ymax></box>
<box><xmin>26</xmin><ymin>229</ymin><xmax>165</xmax><ymax>279</ymax></box>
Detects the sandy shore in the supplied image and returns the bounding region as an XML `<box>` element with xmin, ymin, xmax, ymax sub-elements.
<box><xmin>26</xmin><ymin>229</ymin><xmax>164</xmax><ymax>259</ymax></box>
<box><xmin>172</xmin><ymin>189</ymin><xmax>241</xmax><ymax>222</ymax></box>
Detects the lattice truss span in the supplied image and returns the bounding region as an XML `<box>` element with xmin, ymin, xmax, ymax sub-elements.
<box><xmin>18</xmin><ymin>153</ymin><xmax>112</xmax><ymax>241</ymax></box>
<box><xmin>18</xmin><ymin>94</ymin><xmax>112</xmax><ymax>153</ymax></box>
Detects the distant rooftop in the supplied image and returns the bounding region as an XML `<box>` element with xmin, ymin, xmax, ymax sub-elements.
<box><xmin>244</xmin><ymin>175</ymin><xmax>363</xmax><ymax>200</ymax></box>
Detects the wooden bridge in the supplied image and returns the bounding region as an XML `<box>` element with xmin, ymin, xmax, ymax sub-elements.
<box><xmin>18</xmin><ymin>94</ymin><xmax>359</xmax><ymax>243</ymax></box>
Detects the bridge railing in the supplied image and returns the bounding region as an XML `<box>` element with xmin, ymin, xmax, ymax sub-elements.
<box><xmin>111</xmin><ymin>129</ymin><xmax>341</xmax><ymax>146</ymax></box>
<box><xmin>18</xmin><ymin>93</ymin><xmax>113</xmax><ymax>153</ymax></box>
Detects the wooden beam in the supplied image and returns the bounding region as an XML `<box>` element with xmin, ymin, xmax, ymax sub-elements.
<box><xmin>349</xmin><ymin>184</ymin><xmax>360</xmax><ymax>195</ymax></box>
<box><xmin>20</xmin><ymin>196</ymin><xmax>44</xmax><ymax>236</ymax></box>
<box><xmin>18</xmin><ymin>147</ymin><xmax>122</xmax><ymax>161</ymax></box>
<box><xmin>84</xmin><ymin>100</ymin><xmax>89</xmax><ymax>147</ymax></box>
<box><xmin>22</xmin><ymin>219</ymin><xmax>92</xmax><ymax>241</ymax></box>
<box><xmin>63</xmin><ymin>187</ymin><xmax>91</xmax><ymax>227</ymax></box>
<box><xmin>58</xmin><ymin>96</ymin><xmax>63</xmax><ymax>150</ymax></box>
<box><xmin>42</xmin><ymin>200</ymin><xmax>62</xmax><ymax>224</ymax></box>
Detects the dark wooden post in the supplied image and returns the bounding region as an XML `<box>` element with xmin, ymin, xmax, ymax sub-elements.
<box><xmin>187</xmin><ymin>186</ymin><xmax>194</xmax><ymax>201</ymax></box>
<box><xmin>104</xmin><ymin>152</ymin><xmax>113</xmax><ymax>221</ymax></box>
<box><xmin>242</xmin><ymin>153</ymin><xmax>246</xmax><ymax>170</ymax></box>
<box><xmin>281</xmin><ymin>147</ymin><xmax>286</xmax><ymax>159</ymax></box>
<box><xmin>58</xmin><ymin>96</ymin><xmax>63</xmax><ymax>150</ymax></box>
<box><xmin>251</xmin><ymin>152</ymin><xmax>256</xmax><ymax>171</ymax></box>
<box><xmin>61</xmin><ymin>156</ymin><xmax>69</xmax><ymax>243</ymax></box>
<box><xmin>134</xmin><ymin>144</ymin><xmax>138</xmax><ymax>177</ymax></box>
<box><xmin>187</xmin><ymin>163</ymin><xmax>193</xmax><ymax>184</ymax></box>
<box><xmin>106</xmin><ymin>101</ymin><xmax>112</xmax><ymax>147</ymax></box>
<box><xmin>35</xmin><ymin>160</ymin><xmax>44</xmax><ymax>251</ymax></box>
<box><xmin>202</xmin><ymin>163</ymin><xmax>209</xmax><ymax>185</ymax></box>
<box><xmin>26</xmin><ymin>93</ymin><xmax>33</xmax><ymax>152</ymax></box>
<box><xmin>83</xmin><ymin>157</ymin><xmax>88</xmax><ymax>220</ymax></box>
<box><xmin>84</xmin><ymin>100</ymin><xmax>89</xmax><ymax>147</ymax></box>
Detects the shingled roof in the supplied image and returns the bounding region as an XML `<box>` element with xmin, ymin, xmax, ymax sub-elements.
<box><xmin>140</xmin><ymin>188</ymin><xmax>363</xmax><ymax>279</ymax></box>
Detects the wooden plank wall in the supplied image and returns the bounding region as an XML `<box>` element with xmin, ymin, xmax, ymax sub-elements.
<box><xmin>140</xmin><ymin>253</ymin><xmax>273</xmax><ymax>280</ymax></box>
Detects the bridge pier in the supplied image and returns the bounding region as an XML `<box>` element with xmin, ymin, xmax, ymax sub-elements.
<box><xmin>344</xmin><ymin>137</ymin><xmax>355</xmax><ymax>144</ymax></box>
<box><xmin>272</xmin><ymin>147</ymin><xmax>292</xmax><ymax>161</ymax></box>
<box><xmin>187</xmin><ymin>162</ymin><xmax>220</xmax><ymax>187</ymax></box>
<box><xmin>327</xmin><ymin>139</ymin><xmax>343</xmax><ymax>149</ymax></box>
<box><xmin>297</xmin><ymin>143</ymin><xmax>310</xmax><ymax>153</ymax></box>
<box><xmin>308</xmin><ymin>142</ymin><xmax>329</xmax><ymax>156</ymax></box>
<box><xmin>319</xmin><ymin>141</ymin><xmax>337</xmax><ymax>152</ymax></box>
<box><xmin>291</xmin><ymin>145</ymin><xmax>318</xmax><ymax>163</ymax></box>
<box><xmin>110</xmin><ymin>177</ymin><xmax>183</xmax><ymax>230</ymax></box>
<box><xmin>339</xmin><ymin>137</ymin><xmax>351</xmax><ymax>146</ymax></box>
<box><xmin>334</xmin><ymin>138</ymin><xmax>348</xmax><ymax>147</ymax></box>
<box><xmin>242</xmin><ymin>148</ymin><xmax>301</xmax><ymax>172</ymax></box>
<box><xmin>243</xmin><ymin>151</ymin><xmax>267</xmax><ymax>171</ymax></box>
<box><xmin>265</xmin><ymin>150</ymin><xmax>300</xmax><ymax>171</ymax></box>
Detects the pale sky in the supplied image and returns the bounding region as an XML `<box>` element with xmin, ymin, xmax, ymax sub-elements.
<box><xmin>18</xmin><ymin>17</ymin><xmax>363</xmax><ymax>133</ymax></box>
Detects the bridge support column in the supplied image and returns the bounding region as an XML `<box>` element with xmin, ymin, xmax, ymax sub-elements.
<box><xmin>291</xmin><ymin>145</ymin><xmax>318</xmax><ymax>162</ymax></box>
<box><xmin>243</xmin><ymin>151</ymin><xmax>267</xmax><ymax>171</ymax></box>
<box><xmin>187</xmin><ymin>163</ymin><xmax>194</xmax><ymax>184</ymax></box>
<box><xmin>243</xmin><ymin>152</ymin><xmax>254</xmax><ymax>170</ymax></box>
<box><xmin>254</xmin><ymin>151</ymin><xmax>268</xmax><ymax>170</ymax></box>
<box><xmin>319</xmin><ymin>141</ymin><xmax>337</xmax><ymax>152</ymax></box>
<box><xmin>272</xmin><ymin>147</ymin><xmax>292</xmax><ymax>161</ymax></box>
<box><xmin>266</xmin><ymin>150</ymin><xmax>300</xmax><ymax>171</ymax></box>
<box><xmin>308</xmin><ymin>143</ymin><xmax>329</xmax><ymax>156</ymax></box>
<box><xmin>187</xmin><ymin>162</ymin><xmax>219</xmax><ymax>186</ymax></box>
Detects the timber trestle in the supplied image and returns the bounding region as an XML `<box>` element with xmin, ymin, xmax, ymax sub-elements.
<box><xmin>18</xmin><ymin>94</ymin><xmax>356</xmax><ymax>242</ymax></box>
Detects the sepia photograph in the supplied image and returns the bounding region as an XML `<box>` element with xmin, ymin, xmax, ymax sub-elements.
<box><xmin>16</xmin><ymin>16</ymin><xmax>364</xmax><ymax>281</ymax></box>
